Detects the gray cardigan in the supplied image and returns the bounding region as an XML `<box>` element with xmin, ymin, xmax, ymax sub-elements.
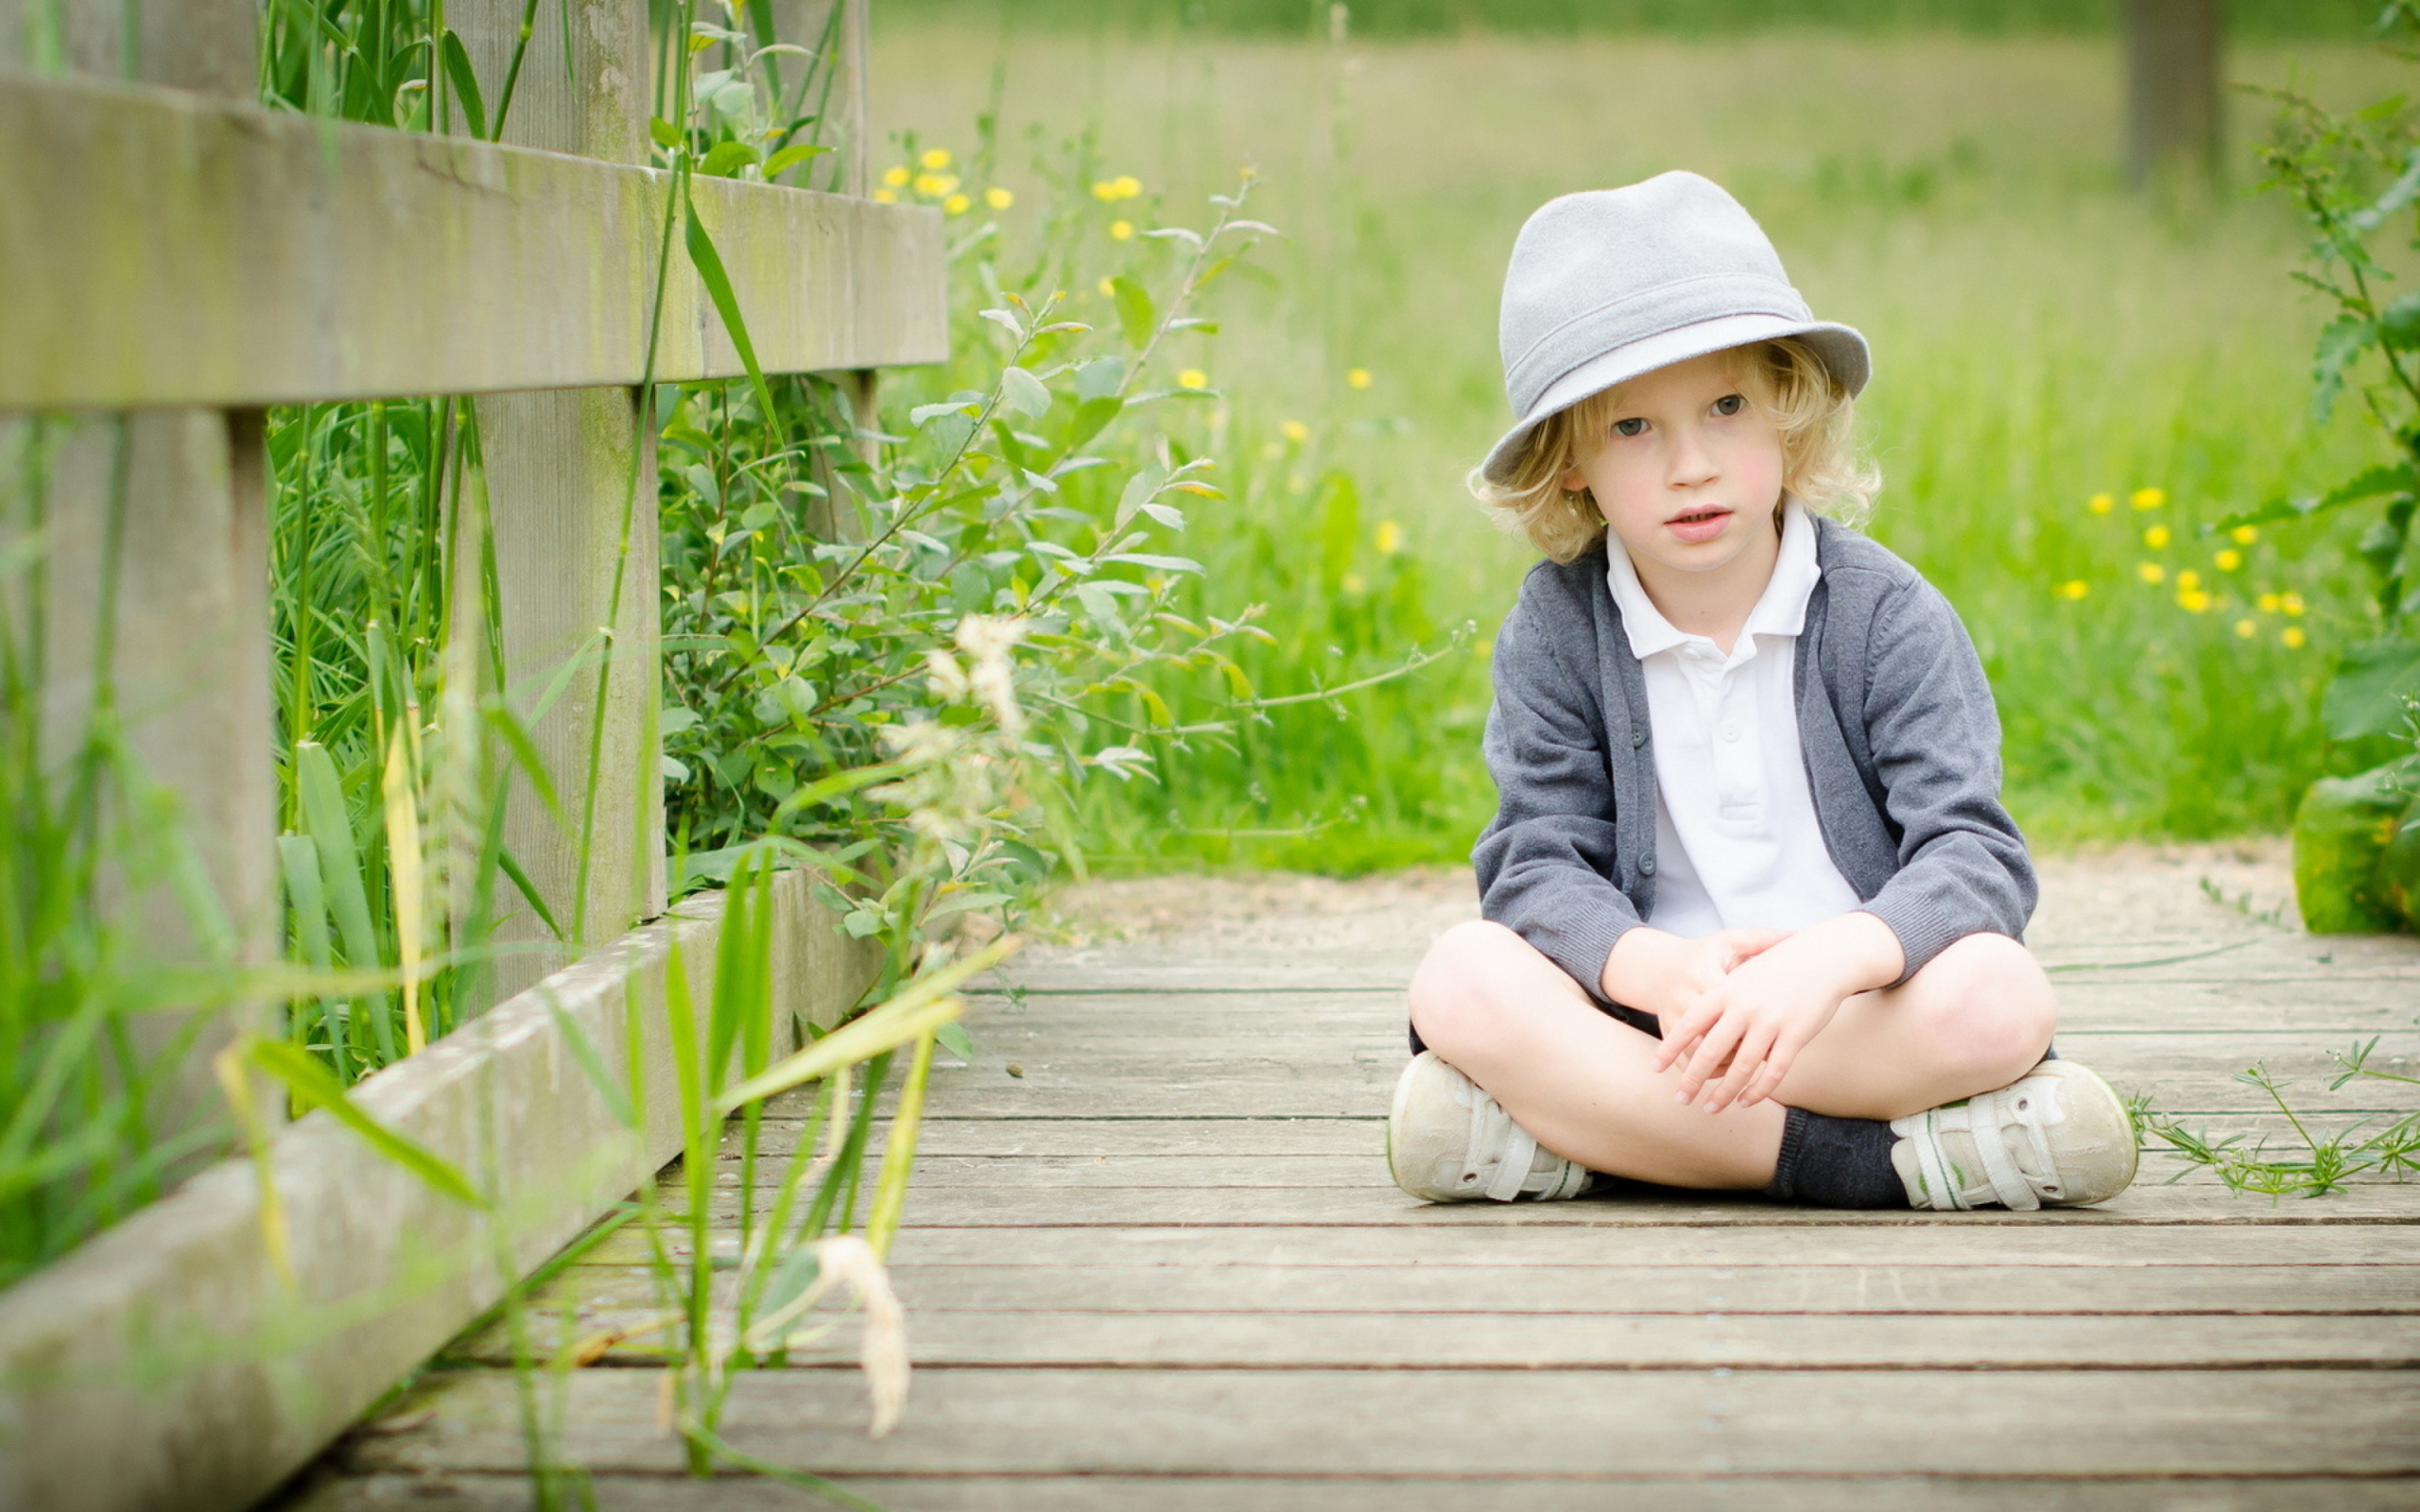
<box><xmin>1474</xmin><ymin>517</ymin><xmax>2035</xmax><ymax>1003</ymax></box>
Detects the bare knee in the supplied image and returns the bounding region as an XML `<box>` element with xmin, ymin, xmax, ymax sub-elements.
<box><xmin>1905</xmin><ymin>932</ymin><xmax>2057</xmax><ymax>1087</ymax></box>
<box><xmin>1407</xmin><ymin>920</ymin><xmax>1540</xmax><ymax>1068</ymax></box>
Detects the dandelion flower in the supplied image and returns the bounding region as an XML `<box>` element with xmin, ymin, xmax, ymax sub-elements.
<box><xmin>2283</xmin><ymin>626</ymin><xmax>2308</xmax><ymax>648</ymax></box>
<box><xmin>2214</xmin><ymin>549</ymin><xmax>2242</xmax><ymax>572</ymax></box>
<box><xmin>1177</xmin><ymin>368</ymin><xmax>1208</xmax><ymax>389</ymax></box>
<box><xmin>2175</xmin><ymin>569</ymin><xmax>2200</xmax><ymax>592</ymax></box>
<box><xmin>986</xmin><ymin>186</ymin><xmax>1014</xmax><ymax>209</ymax></box>
<box><xmin>2143</xmin><ymin>524</ymin><xmax>2171</xmax><ymax>549</ymax></box>
<box><xmin>943</xmin><ymin>194</ymin><xmax>971</xmax><ymax>215</ymax></box>
<box><xmin>882</xmin><ymin>165</ymin><xmax>910</xmax><ymax>188</ymax></box>
<box><xmin>1347</xmin><ymin>367</ymin><xmax>1374</xmax><ymax>390</ymax></box>
<box><xmin>2056</xmin><ymin>579</ymin><xmax>2089</xmax><ymax>600</ymax></box>
<box><xmin>2137</xmin><ymin>562</ymin><xmax>2166</xmax><ymax>585</ymax></box>
<box><xmin>1281</xmin><ymin>420</ymin><xmax>1310</xmax><ymax>443</ymax></box>
<box><xmin>1098</xmin><ymin>276</ymin><xmax>1116</xmax><ymax>297</ymax></box>
<box><xmin>1113</xmin><ymin>174</ymin><xmax>1142</xmax><ymax>198</ymax></box>
<box><xmin>1341</xmin><ymin>573</ymin><xmax>1368</xmax><ymax>594</ymax></box>
<box><xmin>1110</xmin><ymin>219</ymin><xmax>1135</xmax><ymax>241</ymax></box>
<box><xmin>2234</xmin><ymin>618</ymin><xmax>2257</xmax><ymax>639</ymax></box>
<box><xmin>2256</xmin><ymin>592</ymin><xmax>2281</xmax><ymax>613</ymax></box>
<box><xmin>872</xmin><ymin>188</ymin><xmax>897</xmax><ymax>203</ymax></box>
<box><xmin>2230</xmin><ymin>524</ymin><xmax>2258</xmax><ymax>544</ymax></box>
<box><xmin>2131</xmin><ymin>487</ymin><xmax>2166</xmax><ymax>509</ymax></box>
<box><xmin>2178</xmin><ymin>589</ymin><xmax>2212</xmax><ymax>613</ymax></box>
<box><xmin>1375</xmin><ymin>521</ymin><xmax>1403</xmax><ymax>554</ymax></box>
<box><xmin>2087</xmin><ymin>492</ymin><xmax>2115</xmax><ymax>514</ymax></box>
<box><xmin>2282</xmin><ymin>592</ymin><xmax>2307</xmax><ymax>616</ymax></box>
<box><xmin>1091</xmin><ymin>180</ymin><xmax>1120</xmax><ymax>200</ymax></box>
<box><xmin>920</xmin><ymin>147</ymin><xmax>954</xmax><ymax>170</ymax></box>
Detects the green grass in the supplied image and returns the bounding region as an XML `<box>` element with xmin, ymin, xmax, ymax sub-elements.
<box><xmin>871</xmin><ymin>26</ymin><xmax>2407</xmax><ymax>867</ymax></box>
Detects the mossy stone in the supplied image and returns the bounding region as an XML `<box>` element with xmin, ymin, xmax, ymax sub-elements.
<box><xmin>2291</xmin><ymin>765</ymin><xmax>2411</xmax><ymax>934</ymax></box>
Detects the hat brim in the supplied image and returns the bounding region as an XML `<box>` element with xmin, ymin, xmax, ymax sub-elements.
<box><xmin>1478</xmin><ymin>314</ymin><xmax>1870</xmax><ymax>487</ymax></box>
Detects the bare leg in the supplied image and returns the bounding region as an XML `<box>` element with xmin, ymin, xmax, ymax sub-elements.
<box><xmin>1407</xmin><ymin>921</ymin><xmax>2057</xmax><ymax>1191</ymax></box>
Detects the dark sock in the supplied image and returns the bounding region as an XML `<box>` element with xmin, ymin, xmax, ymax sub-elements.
<box><xmin>1766</xmin><ymin>1106</ymin><xmax>1907</xmax><ymax>1209</ymax></box>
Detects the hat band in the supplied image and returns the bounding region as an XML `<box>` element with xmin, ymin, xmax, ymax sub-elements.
<box><xmin>1504</xmin><ymin>271</ymin><xmax>1810</xmax><ymax>414</ymax></box>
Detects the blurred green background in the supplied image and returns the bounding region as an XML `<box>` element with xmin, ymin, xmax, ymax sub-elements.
<box><xmin>865</xmin><ymin>5</ymin><xmax>2401</xmax><ymax>868</ymax></box>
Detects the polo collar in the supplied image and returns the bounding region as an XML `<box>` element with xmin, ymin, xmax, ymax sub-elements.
<box><xmin>1604</xmin><ymin>499</ymin><xmax>1823</xmax><ymax>662</ymax></box>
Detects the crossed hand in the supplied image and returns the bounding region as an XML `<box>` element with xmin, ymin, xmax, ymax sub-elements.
<box><xmin>1647</xmin><ymin>927</ymin><xmax>1850</xmax><ymax>1114</ymax></box>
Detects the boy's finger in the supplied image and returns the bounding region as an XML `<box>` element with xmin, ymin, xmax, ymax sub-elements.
<box><xmin>1742</xmin><ymin>1030</ymin><xmax>1809</xmax><ymax>1108</ymax></box>
<box><xmin>1705</xmin><ymin>1023</ymin><xmax>1776</xmax><ymax>1112</ymax></box>
<box><xmin>1679</xmin><ymin>1015</ymin><xmax>1747</xmax><ymax>1101</ymax></box>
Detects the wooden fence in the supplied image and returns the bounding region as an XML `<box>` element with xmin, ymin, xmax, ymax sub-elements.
<box><xmin>0</xmin><ymin>4</ymin><xmax>944</xmax><ymax>1507</ymax></box>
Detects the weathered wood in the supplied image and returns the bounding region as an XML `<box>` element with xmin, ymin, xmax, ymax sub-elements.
<box><xmin>2125</xmin><ymin>0</ymin><xmax>2224</xmax><ymax>187</ymax></box>
<box><xmin>0</xmin><ymin>72</ymin><xmax>948</xmax><ymax>408</ymax></box>
<box><xmin>343</xmin><ymin>1366</ymin><xmax>2420</xmax><ymax>1476</ymax></box>
<box><xmin>0</xmin><ymin>871</ymin><xmax>874</xmax><ymax>1512</ymax></box>
<box><xmin>286</xmin><ymin>1472</ymin><xmax>2420</xmax><ymax>1512</ymax></box>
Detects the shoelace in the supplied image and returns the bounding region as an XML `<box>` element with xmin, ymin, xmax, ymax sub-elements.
<box><xmin>1899</xmin><ymin>1074</ymin><xmax>2066</xmax><ymax>1211</ymax></box>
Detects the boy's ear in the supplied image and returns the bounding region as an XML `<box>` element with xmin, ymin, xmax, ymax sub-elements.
<box><xmin>1558</xmin><ymin>463</ymin><xmax>1588</xmax><ymax>494</ymax></box>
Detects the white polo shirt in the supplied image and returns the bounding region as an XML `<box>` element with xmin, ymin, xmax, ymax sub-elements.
<box><xmin>1604</xmin><ymin>501</ymin><xmax>1865</xmax><ymax>938</ymax></box>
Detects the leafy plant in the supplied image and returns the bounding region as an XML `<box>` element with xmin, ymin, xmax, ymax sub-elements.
<box><xmin>2134</xmin><ymin>1033</ymin><xmax>2420</xmax><ymax>1196</ymax></box>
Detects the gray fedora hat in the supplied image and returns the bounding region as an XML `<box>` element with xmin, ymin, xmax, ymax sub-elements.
<box><xmin>1480</xmin><ymin>171</ymin><xmax>1869</xmax><ymax>485</ymax></box>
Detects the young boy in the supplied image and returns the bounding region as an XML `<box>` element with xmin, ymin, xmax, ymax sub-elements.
<box><xmin>1388</xmin><ymin>171</ymin><xmax>2137</xmax><ymax>1212</ymax></box>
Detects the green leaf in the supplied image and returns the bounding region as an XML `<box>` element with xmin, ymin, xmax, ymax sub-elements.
<box><xmin>762</xmin><ymin>143</ymin><xmax>831</xmax><ymax>180</ymax></box>
<box><xmin>700</xmin><ymin>139</ymin><xmax>761</xmax><ymax>179</ymax></box>
<box><xmin>1111</xmin><ymin>276</ymin><xmax>1156</xmax><ymax>350</ymax></box>
<box><xmin>497</xmin><ymin>845</ymin><xmax>565</xmax><ymax>942</ymax></box>
<box><xmin>295</xmin><ymin>741</ymin><xmax>381</xmax><ymax>974</ymax></box>
<box><xmin>2323</xmin><ymin>639</ymin><xmax>2420</xmax><ymax>742</ymax></box>
<box><xmin>245</xmin><ymin>1040</ymin><xmax>485</xmax><ymax>1207</ymax></box>
<box><xmin>1074</xmin><ymin>356</ymin><xmax>1126</xmax><ymax>402</ymax></box>
<box><xmin>1105</xmin><ymin>553</ymin><xmax>1204</xmax><ymax>574</ymax></box>
<box><xmin>2351</xmin><ymin>144</ymin><xmax>2420</xmax><ymax>231</ymax></box>
<box><xmin>2312</xmin><ymin>314</ymin><xmax>2377</xmax><ymax>422</ymax></box>
<box><xmin>439</xmin><ymin>30</ymin><xmax>488</xmax><ymax>141</ymax></box>
<box><xmin>1066</xmin><ymin>396</ymin><xmax>1123</xmax><ymax>453</ymax></box>
<box><xmin>2213</xmin><ymin>464</ymin><xmax>2419</xmax><ymax>532</ymax></box>
<box><xmin>935</xmin><ymin>1020</ymin><xmax>976</xmax><ymax>1060</ymax></box>
<box><xmin>650</xmin><ymin>116</ymin><xmax>682</xmax><ymax>148</ymax></box>
<box><xmin>683</xmin><ymin>179</ymin><xmax>780</xmax><ymax>422</ymax></box>
<box><xmin>998</xmin><ymin>365</ymin><xmax>1053</xmax><ymax>419</ymax></box>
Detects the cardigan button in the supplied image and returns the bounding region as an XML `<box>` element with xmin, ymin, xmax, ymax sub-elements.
<box><xmin>1631</xmin><ymin>728</ymin><xmax>1649</xmax><ymax>748</ymax></box>
<box><xmin>1639</xmin><ymin>855</ymin><xmax>1657</xmax><ymax>877</ymax></box>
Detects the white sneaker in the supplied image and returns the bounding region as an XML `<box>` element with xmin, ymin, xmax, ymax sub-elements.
<box><xmin>1890</xmin><ymin>1059</ymin><xmax>2138</xmax><ymax>1211</ymax></box>
<box><xmin>1387</xmin><ymin>1051</ymin><xmax>1593</xmax><ymax>1203</ymax></box>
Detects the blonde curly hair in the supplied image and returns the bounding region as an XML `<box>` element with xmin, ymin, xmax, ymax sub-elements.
<box><xmin>1470</xmin><ymin>337</ymin><xmax>1878</xmax><ymax>564</ymax></box>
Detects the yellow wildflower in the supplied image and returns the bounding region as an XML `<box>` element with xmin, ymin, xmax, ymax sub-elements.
<box><xmin>2178</xmin><ymin>589</ymin><xmax>2212</xmax><ymax>613</ymax></box>
<box><xmin>1098</xmin><ymin>276</ymin><xmax>1116</xmax><ymax>297</ymax></box>
<box><xmin>2056</xmin><ymin>579</ymin><xmax>2089</xmax><ymax>600</ymax></box>
<box><xmin>2214</xmin><ymin>549</ymin><xmax>2242</xmax><ymax>572</ymax></box>
<box><xmin>2131</xmin><ymin>487</ymin><xmax>2166</xmax><ymax>509</ymax></box>
<box><xmin>920</xmin><ymin>147</ymin><xmax>954</xmax><ymax>170</ymax></box>
<box><xmin>882</xmin><ymin>164</ymin><xmax>910</xmax><ymax>188</ymax></box>
<box><xmin>872</xmin><ymin>188</ymin><xmax>898</xmax><ymax>203</ymax></box>
<box><xmin>2087</xmin><ymin>492</ymin><xmax>2115</xmax><ymax>514</ymax></box>
<box><xmin>2256</xmin><ymin>593</ymin><xmax>2281</xmax><ymax>613</ymax></box>
<box><xmin>2283</xmin><ymin>626</ymin><xmax>2308</xmax><ymax>648</ymax></box>
<box><xmin>1375</xmin><ymin>521</ymin><xmax>1403</xmax><ymax>554</ymax></box>
<box><xmin>2282</xmin><ymin>592</ymin><xmax>2307</xmax><ymax>616</ymax></box>
<box><xmin>1281</xmin><ymin>420</ymin><xmax>1310</xmax><ymax>443</ymax></box>
<box><xmin>2230</xmin><ymin>524</ymin><xmax>2258</xmax><ymax>544</ymax></box>
<box><xmin>1091</xmin><ymin>180</ymin><xmax>1120</xmax><ymax>200</ymax></box>
<box><xmin>1177</xmin><ymin>369</ymin><xmax>1208</xmax><ymax>389</ymax></box>
<box><xmin>1113</xmin><ymin>174</ymin><xmax>1142</xmax><ymax>198</ymax></box>
<box><xmin>2234</xmin><ymin>618</ymin><xmax>2257</xmax><ymax>639</ymax></box>
<box><xmin>2175</xmin><ymin>569</ymin><xmax>2200</xmax><ymax>592</ymax></box>
<box><xmin>986</xmin><ymin>186</ymin><xmax>1014</xmax><ymax>209</ymax></box>
<box><xmin>1347</xmin><ymin>367</ymin><xmax>1374</xmax><ymax>390</ymax></box>
<box><xmin>943</xmin><ymin>194</ymin><xmax>971</xmax><ymax>215</ymax></box>
<box><xmin>1110</xmin><ymin>219</ymin><xmax>1135</xmax><ymax>241</ymax></box>
<box><xmin>1476</xmin><ymin>638</ymin><xmax>1495</xmax><ymax>658</ymax></box>
<box><xmin>2143</xmin><ymin>524</ymin><xmax>2171</xmax><ymax>549</ymax></box>
<box><xmin>1341</xmin><ymin>573</ymin><xmax>1368</xmax><ymax>594</ymax></box>
<box><xmin>2137</xmin><ymin>562</ymin><xmax>2166</xmax><ymax>585</ymax></box>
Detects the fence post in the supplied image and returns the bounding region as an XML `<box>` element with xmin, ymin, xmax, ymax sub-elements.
<box><xmin>462</xmin><ymin>0</ymin><xmax>666</xmax><ymax>1001</ymax></box>
<box><xmin>3</xmin><ymin>0</ymin><xmax>277</xmax><ymax>1148</ymax></box>
<box><xmin>2125</xmin><ymin>0</ymin><xmax>2224</xmax><ymax>189</ymax></box>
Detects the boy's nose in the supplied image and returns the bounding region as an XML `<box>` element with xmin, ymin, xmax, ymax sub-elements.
<box><xmin>1667</xmin><ymin>427</ymin><xmax>1719</xmax><ymax>486</ymax></box>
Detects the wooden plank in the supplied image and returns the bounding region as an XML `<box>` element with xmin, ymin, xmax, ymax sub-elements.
<box><xmin>0</xmin><ymin>72</ymin><xmax>947</xmax><ymax>407</ymax></box>
<box><xmin>285</xmin><ymin>1471</ymin><xmax>2420</xmax><ymax>1512</ymax></box>
<box><xmin>463</xmin><ymin>1307</ymin><xmax>2420</xmax><ymax>1370</ymax></box>
<box><xmin>340</xmin><ymin>1366</ymin><xmax>2420</xmax><ymax>1476</ymax></box>
<box><xmin>0</xmin><ymin>873</ymin><xmax>873</xmax><ymax>1512</ymax></box>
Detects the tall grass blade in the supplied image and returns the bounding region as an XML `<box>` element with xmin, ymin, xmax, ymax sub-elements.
<box><xmin>863</xmin><ymin>1028</ymin><xmax>936</xmax><ymax>1260</ymax></box>
<box><xmin>381</xmin><ymin>724</ymin><xmax>428</xmax><ymax>1055</ymax></box>
<box><xmin>682</xmin><ymin>180</ymin><xmax>780</xmax><ymax>423</ymax></box>
<box><xmin>243</xmin><ymin>1038</ymin><xmax>485</xmax><ymax>1207</ymax></box>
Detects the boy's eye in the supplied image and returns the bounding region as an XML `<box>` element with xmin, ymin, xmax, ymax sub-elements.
<box><xmin>1712</xmin><ymin>394</ymin><xmax>1746</xmax><ymax>417</ymax></box>
<box><xmin>1612</xmin><ymin>418</ymin><xmax>1649</xmax><ymax>438</ymax></box>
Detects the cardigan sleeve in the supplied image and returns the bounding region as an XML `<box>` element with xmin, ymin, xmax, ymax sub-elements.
<box><xmin>1852</xmin><ymin>575</ymin><xmax>2038</xmax><ymax>983</ymax></box>
<box><xmin>1471</xmin><ymin>574</ymin><xmax>1646</xmax><ymax>1002</ymax></box>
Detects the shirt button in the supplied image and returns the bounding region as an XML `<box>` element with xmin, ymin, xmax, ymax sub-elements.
<box><xmin>1639</xmin><ymin>855</ymin><xmax>1657</xmax><ymax>877</ymax></box>
<box><xmin>1721</xmin><ymin>723</ymin><xmax>1741</xmax><ymax>742</ymax></box>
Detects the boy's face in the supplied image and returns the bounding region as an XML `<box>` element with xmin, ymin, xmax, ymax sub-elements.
<box><xmin>1558</xmin><ymin>349</ymin><xmax>1786</xmax><ymax>585</ymax></box>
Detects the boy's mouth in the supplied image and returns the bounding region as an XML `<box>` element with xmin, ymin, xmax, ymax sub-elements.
<box><xmin>1665</xmin><ymin>505</ymin><xmax>1732</xmax><ymax>542</ymax></box>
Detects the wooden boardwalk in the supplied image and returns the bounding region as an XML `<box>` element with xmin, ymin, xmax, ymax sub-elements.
<box><xmin>295</xmin><ymin>848</ymin><xmax>2420</xmax><ymax>1510</ymax></box>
